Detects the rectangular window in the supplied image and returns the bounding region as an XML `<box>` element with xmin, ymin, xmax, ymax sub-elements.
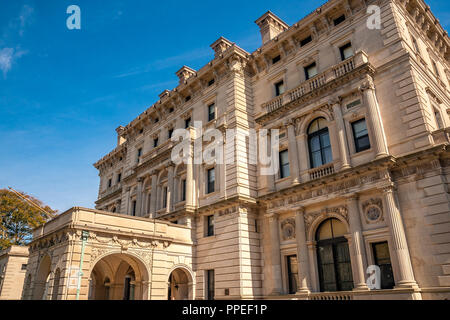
<box><xmin>372</xmin><ymin>242</ymin><xmax>395</xmax><ymax>289</ymax></box>
<box><xmin>185</xmin><ymin>95</ymin><xmax>191</xmax><ymax>102</ymax></box>
<box><xmin>287</xmin><ymin>255</ymin><xmax>299</xmax><ymax>294</ymax></box>
<box><xmin>272</xmin><ymin>55</ymin><xmax>281</xmax><ymax>64</ymax></box>
<box><xmin>333</xmin><ymin>14</ymin><xmax>346</xmax><ymax>26</ymax></box>
<box><xmin>162</xmin><ymin>187</ymin><xmax>168</xmax><ymax>208</ymax></box>
<box><xmin>432</xmin><ymin>61</ymin><xmax>440</xmax><ymax>77</ymax></box>
<box><xmin>117</xmin><ymin>173</ymin><xmax>122</xmax><ymax>183</ymax></box>
<box><xmin>181</xmin><ymin>179</ymin><xmax>186</xmax><ymax>201</ymax></box>
<box><xmin>206</xmin><ymin>270</ymin><xmax>215</xmax><ymax>300</ymax></box>
<box><xmin>21</xmin><ymin>264</ymin><xmax>27</xmax><ymax>270</ymax></box>
<box><xmin>153</xmin><ymin>138</ymin><xmax>159</xmax><ymax>148</ymax></box>
<box><xmin>208</xmin><ymin>78</ymin><xmax>215</xmax><ymax>86</ymax></box>
<box><xmin>206</xmin><ymin>215</ymin><xmax>214</xmax><ymax>237</ymax></box>
<box><xmin>300</xmin><ymin>35</ymin><xmax>312</xmax><ymax>47</ymax></box>
<box><xmin>131</xmin><ymin>200</ymin><xmax>137</xmax><ymax>216</ymax></box>
<box><xmin>304</xmin><ymin>62</ymin><xmax>317</xmax><ymax>80</ymax></box>
<box><xmin>279</xmin><ymin>150</ymin><xmax>290</xmax><ymax>179</ymax></box>
<box><xmin>108</xmin><ymin>179</ymin><xmax>112</xmax><ymax>188</ymax></box>
<box><xmin>137</xmin><ymin>148</ymin><xmax>142</xmax><ymax>163</ymax></box>
<box><xmin>154</xmin><ymin>117</ymin><xmax>159</xmax><ymax>123</ymax></box>
<box><xmin>168</xmin><ymin>128</ymin><xmax>174</xmax><ymax>139</ymax></box>
<box><xmin>275</xmin><ymin>80</ymin><xmax>285</xmax><ymax>96</ymax></box>
<box><xmin>339</xmin><ymin>42</ymin><xmax>353</xmax><ymax>60</ymax></box>
<box><xmin>434</xmin><ymin>109</ymin><xmax>444</xmax><ymax>129</ymax></box>
<box><xmin>207</xmin><ymin>168</ymin><xmax>215</xmax><ymax>194</ymax></box>
<box><xmin>411</xmin><ymin>36</ymin><xmax>420</xmax><ymax>53</ymax></box>
<box><xmin>352</xmin><ymin>119</ymin><xmax>371</xmax><ymax>153</ymax></box>
<box><xmin>185</xmin><ymin>117</ymin><xmax>191</xmax><ymax>129</ymax></box>
<box><xmin>208</xmin><ymin>103</ymin><xmax>215</xmax><ymax>122</ymax></box>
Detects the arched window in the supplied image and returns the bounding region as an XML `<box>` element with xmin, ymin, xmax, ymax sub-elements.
<box><xmin>308</xmin><ymin>118</ymin><xmax>332</xmax><ymax>168</ymax></box>
<box><xmin>315</xmin><ymin>218</ymin><xmax>353</xmax><ymax>292</ymax></box>
<box><xmin>51</xmin><ymin>269</ymin><xmax>61</xmax><ymax>300</ymax></box>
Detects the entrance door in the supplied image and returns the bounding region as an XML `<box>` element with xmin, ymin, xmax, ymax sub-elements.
<box><xmin>316</xmin><ymin>218</ymin><xmax>353</xmax><ymax>292</ymax></box>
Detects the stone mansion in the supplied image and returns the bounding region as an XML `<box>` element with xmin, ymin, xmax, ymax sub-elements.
<box><xmin>19</xmin><ymin>0</ymin><xmax>450</xmax><ymax>300</ymax></box>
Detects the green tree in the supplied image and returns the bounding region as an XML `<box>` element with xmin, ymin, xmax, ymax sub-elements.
<box><xmin>0</xmin><ymin>189</ymin><xmax>57</xmax><ymax>250</ymax></box>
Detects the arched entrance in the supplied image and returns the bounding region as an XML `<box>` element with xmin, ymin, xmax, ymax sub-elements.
<box><xmin>316</xmin><ymin>218</ymin><xmax>353</xmax><ymax>292</ymax></box>
<box><xmin>32</xmin><ymin>254</ymin><xmax>51</xmax><ymax>300</ymax></box>
<box><xmin>88</xmin><ymin>253</ymin><xmax>149</xmax><ymax>300</ymax></box>
<box><xmin>167</xmin><ymin>267</ymin><xmax>193</xmax><ymax>300</ymax></box>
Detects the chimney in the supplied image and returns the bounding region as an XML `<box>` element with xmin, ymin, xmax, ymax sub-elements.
<box><xmin>176</xmin><ymin>66</ymin><xmax>196</xmax><ymax>84</ymax></box>
<box><xmin>116</xmin><ymin>126</ymin><xmax>126</xmax><ymax>146</ymax></box>
<box><xmin>210</xmin><ymin>37</ymin><xmax>234</xmax><ymax>58</ymax></box>
<box><xmin>255</xmin><ymin>11</ymin><xmax>289</xmax><ymax>45</ymax></box>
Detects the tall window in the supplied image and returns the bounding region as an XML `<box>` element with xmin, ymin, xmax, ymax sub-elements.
<box><xmin>287</xmin><ymin>255</ymin><xmax>299</xmax><ymax>294</ymax></box>
<box><xmin>107</xmin><ymin>179</ymin><xmax>112</xmax><ymax>188</ymax></box>
<box><xmin>207</xmin><ymin>168</ymin><xmax>215</xmax><ymax>194</ymax></box>
<box><xmin>208</xmin><ymin>103</ymin><xmax>215</xmax><ymax>122</ymax></box>
<box><xmin>308</xmin><ymin>118</ymin><xmax>332</xmax><ymax>168</ymax></box>
<box><xmin>279</xmin><ymin>150</ymin><xmax>290</xmax><ymax>179</ymax></box>
<box><xmin>275</xmin><ymin>80</ymin><xmax>285</xmax><ymax>96</ymax></box>
<box><xmin>168</xmin><ymin>128</ymin><xmax>174</xmax><ymax>139</ymax></box>
<box><xmin>304</xmin><ymin>62</ymin><xmax>317</xmax><ymax>80</ymax></box>
<box><xmin>316</xmin><ymin>218</ymin><xmax>353</xmax><ymax>292</ymax></box>
<box><xmin>300</xmin><ymin>35</ymin><xmax>312</xmax><ymax>47</ymax></box>
<box><xmin>272</xmin><ymin>55</ymin><xmax>281</xmax><ymax>64</ymax></box>
<box><xmin>153</xmin><ymin>138</ymin><xmax>159</xmax><ymax>148</ymax></box>
<box><xmin>136</xmin><ymin>148</ymin><xmax>142</xmax><ymax>164</ymax></box>
<box><xmin>339</xmin><ymin>42</ymin><xmax>353</xmax><ymax>60</ymax></box>
<box><xmin>117</xmin><ymin>173</ymin><xmax>122</xmax><ymax>183</ymax></box>
<box><xmin>185</xmin><ymin>117</ymin><xmax>192</xmax><ymax>129</ymax></box>
<box><xmin>352</xmin><ymin>119</ymin><xmax>371</xmax><ymax>152</ymax></box>
<box><xmin>206</xmin><ymin>270</ymin><xmax>215</xmax><ymax>300</ymax></box>
<box><xmin>432</xmin><ymin>61</ymin><xmax>440</xmax><ymax>77</ymax></box>
<box><xmin>162</xmin><ymin>187</ymin><xmax>168</xmax><ymax>209</ymax></box>
<box><xmin>372</xmin><ymin>242</ymin><xmax>395</xmax><ymax>289</ymax></box>
<box><xmin>434</xmin><ymin>108</ymin><xmax>444</xmax><ymax>129</ymax></box>
<box><xmin>131</xmin><ymin>200</ymin><xmax>137</xmax><ymax>216</ymax></box>
<box><xmin>206</xmin><ymin>215</ymin><xmax>214</xmax><ymax>237</ymax></box>
<box><xmin>333</xmin><ymin>14</ymin><xmax>346</xmax><ymax>26</ymax></box>
<box><xmin>181</xmin><ymin>179</ymin><xmax>186</xmax><ymax>201</ymax></box>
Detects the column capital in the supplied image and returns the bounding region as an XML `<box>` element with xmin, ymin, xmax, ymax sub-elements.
<box><xmin>328</xmin><ymin>96</ymin><xmax>342</xmax><ymax>107</ymax></box>
<box><xmin>345</xmin><ymin>193</ymin><xmax>359</xmax><ymax>202</ymax></box>
<box><xmin>358</xmin><ymin>75</ymin><xmax>375</xmax><ymax>92</ymax></box>
<box><xmin>294</xmin><ymin>207</ymin><xmax>305</xmax><ymax>215</ymax></box>
<box><xmin>264</xmin><ymin>212</ymin><xmax>279</xmax><ymax>220</ymax></box>
<box><xmin>382</xmin><ymin>184</ymin><xmax>397</xmax><ymax>194</ymax></box>
<box><xmin>150</xmin><ymin>169</ymin><xmax>158</xmax><ymax>176</ymax></box>
<box><xmin>137</xmin><ymin>177</ymin><xmax>145</xmax><ymax>183</ymax></box>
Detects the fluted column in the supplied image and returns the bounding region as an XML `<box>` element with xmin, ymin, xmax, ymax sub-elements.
<box><xmin>295</xmin><ymin>208</ymin><xmax>311</xmax><ymax>293</ymax></box>
<box><xmin>359</xmin><ymin>76</ymin><xmax>389</xmax><ymax>159</ymax></box>
<box><xmin>297</xmin><ymin>133</ymin><xmax>309</xmax><ymax>181</ymax></box>
<box><xmin>135</xmin><ymin>177</ymin><xmax>144</xmax><ymax>216</ymax></box>
<box><xmin>331</xmin><ymin>99</ymin><xmax>351</xmax><ymax>170</ymax></box>
<box><xmin>167</xmin><ymin>164</ymin><xmax>174</xmax><ymax>213</ymax></box>
<box><xmin>383</xmin><ymin>185</ymin><xmax>418</xmax><ymax>288</ymax></box>
<box><xmin>149</xmin><ymin>172</ymin><xmax>158</xmax><ymax>217</ymax></box>
<box><xmin>186</xmin><ymin>144</ymin><xmax>194</xmax><ymax>210</ymax></box>
<box><xmin>346</xmin><ymin>195</ymin><xmax>369</xmax><ymax>290</ymax></box>
<box><xmin>287</xmin><ymin>121</ymin><xmax>300</xmax><ymax>184</ymax></box>
<box><xmin>267</xmin><ymin>213</ymin><xmax>282</xmax><ymax>294</ymax></box>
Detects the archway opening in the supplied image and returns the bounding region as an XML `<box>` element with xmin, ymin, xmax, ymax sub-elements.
<box><xmin>32</xmin><ymin>254</ymin><xmax>51</xmax><ymax>300</ymax></box>
<box><xmin>88</xmin><ymin>253</ymin><xmax>149</xmax><ymax>300</ymax></box>
<box><xmin>315</xmin><ymin>218</ymin><xmax>353</xmax><ymax>292</ymax></box>
<box><xmin>168</xmin><ymin>268</ymin><xmax>192</xmax><ymax>300</ymax></box>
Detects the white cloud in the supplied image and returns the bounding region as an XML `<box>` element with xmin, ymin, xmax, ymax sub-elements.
<box><xmin>18</xmin><ymin>5</ymin><xmax>34</xmax><ymax>36</ymax></box>
<box><xmin>0</xmin><ymin>47</ymin><xmax>27</xmax><ymax>78</ymax></box>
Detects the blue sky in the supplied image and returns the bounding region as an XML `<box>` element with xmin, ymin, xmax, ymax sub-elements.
<box><xmin>0</xmin><ymin>0</ymin><xmax>449</xmax><ymax>213</ymax></box>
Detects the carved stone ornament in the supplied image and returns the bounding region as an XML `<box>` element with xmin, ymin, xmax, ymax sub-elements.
<box><xmin>362</xmin><ymin>198</ymin><xmax>384</xmax><ymax>223</ymax></box>
<box><xmin>281</xmin><ymin>218</ymin><xmax>296</xmax><ymax>240</ymax></box>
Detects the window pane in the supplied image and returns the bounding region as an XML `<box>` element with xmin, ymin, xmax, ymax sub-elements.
<box><xmin>323</xmin><ymin>146</ymin><xmax>333</xmax><ymax>164</ymax></box>
<box><xmin>311</xmin><ymin>151</ymin><xmax>322</xmax><ymax>168</ymax></box>
<box><xmin>279</xmin><ymin>150</ymin><xmax>289</xmax><ymax>165</ymax></box>
<box><xmin>320</xmin><ymin>132</ymin><xmax>331</xmax><ymax>147</ymax></box>
<box><xmin>310</xmin><ymin>136</ymin><xmax>321</xmax><ymax>152</ymax></box>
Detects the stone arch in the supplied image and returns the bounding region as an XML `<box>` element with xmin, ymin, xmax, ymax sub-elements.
<box><xmin>298</xmin><ymin>109</ymin><xmax>334</xmax><ymax>136</ymax></box>
<box><xmin>88</xmin><ymin>251</ymin><xmax>150</xmax><ymax>300</ymax></box>
<box><xmin>166</xmin><ymin>264</ymin><xmax>194</xmax><ymax>300</ymax></box>
<box><xmin>307</xmin><ymin>210</ymin><xmax>350</xmax><ymax>243</ymax></box>
<box><xmin>32</xmin><ymin>254</ymin><xmax>52</xmax><ymax>300</ymax></box>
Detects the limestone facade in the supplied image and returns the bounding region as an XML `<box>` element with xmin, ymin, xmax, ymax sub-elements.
<box><xmin>23</xmin><ymin>0</ymin><xmax>450</xmax><ymax>300</ymax></box>
<box><xmin>0</xmin><ymin>245</ymin><xmax>29</xmax><ymax>300</ymax></box>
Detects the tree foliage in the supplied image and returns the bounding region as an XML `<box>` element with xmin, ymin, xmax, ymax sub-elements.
<box><xmin>0</xmin><ymin>189</ymin><xmax>57</xmax><ymax>250</ymax></box>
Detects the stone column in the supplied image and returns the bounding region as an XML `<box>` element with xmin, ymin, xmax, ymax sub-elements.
<box><xmin>149</xmin><ymin>172</ymin><xmax>158</xmax><ymax>217</ymax></box>
<box><xmin>383</xmin><ymin>185</ymin><xmax>418</xmax><ymax>288</ymax></box>
<box><xmin>346</xmin><ymin>195</ymin><xmax>369</xmax><ymax>290</ymax></box>
<box><xmin>124</xmin><ymin>187</ymin><xmax>131</xmax><ymax>215</ymax></box>
<box><xmin>297</xmin><ymin>133</ymin><xmax>309</xmax><ymax>181</ymax></box>
<box><xmin>359</xmin><ymin>76</ymin><xmax>389</xmax><ymax>159</ymax></box>
<box><xmin>295</xmin><ymin>208</ymin><xmax>311</xmax><ymax>293</ymax></box>
<box><xmin>167</xmin><ymin>164</ymin><xmax>175</xmax><ymax>213</ymax></box>
<box><xmin>287</xmin><ymin>121</ymin><xmax>300</xmax><ymax>184</ymax></box>
<box><xmin>331</xmin><ymin>99</ymin><xmax>351</xmax><ymax>170</ymax></box>
<box><xmin>267</xmin><ymin>213</ymin><xmax>282</xmax><ymax>294</ymax></box>
<box><xmin>135</xmin><ymin>177</ymin><xmax>144</xmax><ymax>216</ymax></box>
<box><xmin>186</xmin><ymin>144</ymin><xmax>194</xmax><ymax>210</ymax></box>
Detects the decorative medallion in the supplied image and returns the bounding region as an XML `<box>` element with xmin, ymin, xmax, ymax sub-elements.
<box><xmin>281</xmin><ymin>218</ymin><xmax>296</xmax><ymax>240</ymax></box>
<box><xmin>362</xmin><ymin>198</ymin><xmax>383</xmax><ymax>223</ymax></box>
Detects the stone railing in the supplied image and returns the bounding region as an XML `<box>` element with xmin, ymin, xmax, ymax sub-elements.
<box><xmin>262</xmin><ymin>51</ymin><xmax>369</xmax><ymax>115</ymax></box>
<box><xmin>308</xmin><ymin>163</ymin><xmax>335</xmax><ymax>180</ymax></box>
<box><xmin>309</xmin><ymin>291</ymin><xmax>353</xmax><ymax>300</ymax></box>
<box><xmin>98</xmin><ymin>183</ymin><xmax>122</xmax><ymax>199</ymax></box>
